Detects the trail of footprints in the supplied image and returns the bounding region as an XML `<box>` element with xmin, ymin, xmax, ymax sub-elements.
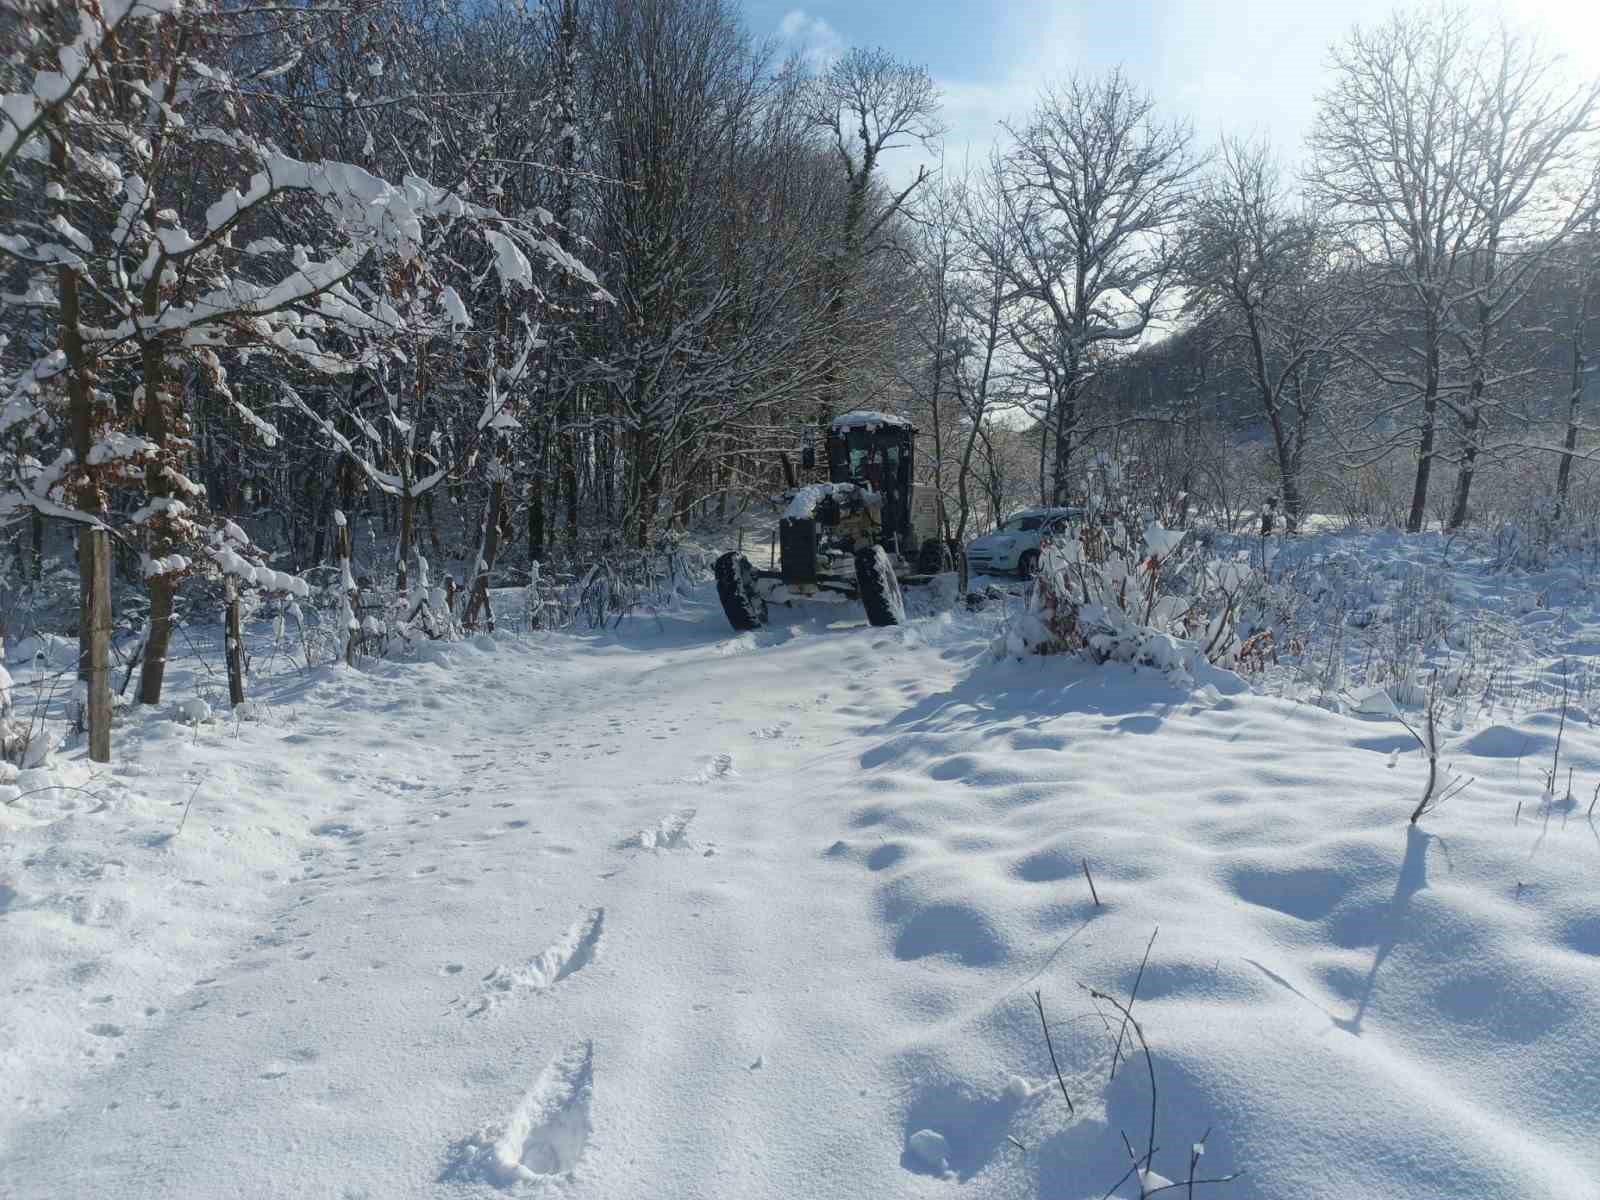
<box><xmin>445</xmin><ymin>751</ymin><xmax>731</xmax><ymax>1184</ymax></box>
<box><xmin>463</xmin><ymin>799</ymin><xmax>709</xmax><ymax>1022</ymax></box>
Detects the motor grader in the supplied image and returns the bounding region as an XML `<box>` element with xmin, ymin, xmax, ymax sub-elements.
<box><xmin>714</xmin><ymin>410</ymin><xmax>946</xmax><ymax>632</ymax></box>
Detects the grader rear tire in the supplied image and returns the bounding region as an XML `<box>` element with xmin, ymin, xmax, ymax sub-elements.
<box><xmin>855</xmin><ymin>545</ymin><xmax>906</xmax><ymax>627</ymax></box>
<box><xmin>714</xmin><ymin>551</ymin><xmax>767</xmax><ymax>632</ymax></box>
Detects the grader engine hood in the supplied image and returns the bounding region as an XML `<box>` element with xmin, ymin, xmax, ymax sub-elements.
<box><xmin>778</xmin><ymin>482</ymin><xmax>882</xmax><ymax>586</ymax></box>
<box><xmin>782</xmin><ymin>481</ymin><xmax>882</xmax><ymax>523</ymax></box>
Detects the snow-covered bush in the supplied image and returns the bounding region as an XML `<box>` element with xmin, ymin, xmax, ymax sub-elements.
<box><xmin>516</xmin><ymin>541</ymin><xmax>709</xmax><ymax>633</ymax></box>
<box><xmin>0</xmin><ymin>639</ymin><xmax>56</xmax><ymax>766</ymax></box>
<box><xmin>996</xmin><ymin>517</ymin><xmax>1287</xmax><ymax>681</ymax></box>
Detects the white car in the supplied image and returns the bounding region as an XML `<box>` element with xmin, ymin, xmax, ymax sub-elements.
<box><xmin>965</xmin><ymin>507</ymin><xmax>1085</xmax><ymax>578</ymax></box>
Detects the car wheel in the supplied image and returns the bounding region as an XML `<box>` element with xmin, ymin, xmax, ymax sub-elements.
<box><xmin>1018</xmin><ymin>550</ymin><xmax>1039</xmax><ymax>580</ymax></box>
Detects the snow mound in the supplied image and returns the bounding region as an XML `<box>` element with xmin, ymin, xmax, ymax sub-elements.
<box><xmin>831</xmin><ymin>409</ymin><xmax>912</xmax><ymax>431</ymax></box>
<box><xmin>907</xmin><ymin>1128</ymin><xmax>951</xmax><ymax>1173</ymax></box>
<box><xmin>7</xmin><ymin>633</ymin><xmax>75</xmax><ymax>669</ymax></box>
<box><xmin>1458</xmin><ymin>723</ymin><xmax>1541</xmax><ymax>758</ymax></box>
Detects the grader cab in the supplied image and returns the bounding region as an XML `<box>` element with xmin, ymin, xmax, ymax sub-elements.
<box><xmin>714</xmin><ymin>411</ymin><xmax>946</xmax><ymax>632</ymax></box>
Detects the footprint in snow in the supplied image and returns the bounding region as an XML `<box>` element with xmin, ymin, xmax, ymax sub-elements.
<box><xmin>684</xmin><ymin>753</ymin><xmax>735</xmax><ymax>784</ymax></box>
<box><xmin>468</xmin><ymin>908</ymin><xmax>605</xmax><ymax>1017</ymax></box>
<box><xmin>440</xmin><ymin>1041</ymin><xmax>594</xmax><ymax>1187</ymax></box>
<box><xmin>624</xmin><ymin>809</ymin><xmax>696</xmax><ymax>851</ymax></box>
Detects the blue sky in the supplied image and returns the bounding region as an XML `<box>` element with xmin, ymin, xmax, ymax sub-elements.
<box><xmin>747</xmin><ymin>0</ymin><xmax>1600</xmax><ymax>184</ymax></box>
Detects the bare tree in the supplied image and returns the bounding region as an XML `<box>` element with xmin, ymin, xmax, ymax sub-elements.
<box><xmin>903</xmin><ymin>165</ymin><xmax>962</xmax><ymax>549</ymax></box>
<box><xmin>1554</xmin><ymin>204</ymin><xmax>1600</xmax><ymax>514</ymax></box>
<box><xmin>902</xmin><ymin>159</ymin><xmax>1026</xmax><ymax>567</ymax></box>
<box><xmin>1311</xmin><ymin>7</ymin><xmax>1482</xmax><ymax>532</ymax></box>
<box><xmin>1439</xmin><ymin>27</ymin><xmax>1600</xmax><ymax>528</ymax></box>
<box><xmin>1185</xmin><ymin>137</ymin><xmax>1363</xmax><ymax>531</ymax></box>
<box><xmin>948</xmin><ymin>158</ymin><xmax>1028</xmax><ymax>545</ymax></box>
<box><xmin>810</xmin><ymin>45</ymin><xmax>943</xmax><ymax>421</ymax></box>
<box><xmin>998</xmin><ymin>69</ymin><xmax>1199</xmax><ymax>505</ymax></box>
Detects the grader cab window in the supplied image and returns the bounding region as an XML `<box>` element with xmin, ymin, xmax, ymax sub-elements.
<box><xmin>850</xmin><ymin>440</ymin><xmax>899</xmax><ymax>489</ymax></box>
<box><xmin>827</xmin><ymin>424</ymin><xmax>914</xmax><ymax>552</ymax></box>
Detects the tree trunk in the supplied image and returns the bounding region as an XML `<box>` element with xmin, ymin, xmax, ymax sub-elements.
<box><xmin>1407</xmin><ymin>328</ymin><xmax>1441</xmax><ymax>532</ymax></box>
<box><xmin>1556</xmin><ymin>408</ymin><xmax>1581</xmax><ymax>512</ymax></box>
<box><xmin>224</xmin><ymin>577</ymin><xmax>245</xmax><ymax>707</ymax></box>
<box><xmin>1037</xmin><ymin>395</ymin><xmax>1053</xmax><ymax>507</ymax></box>
<box><xmin>56</xmin><ymin>137</ymin><xmax>92</xmax><ymax>684</ymax></box>
<box><xmin>1408</xmin><ymin>407</ymin><xmax>1437</xmax><ymax>532</ymax></box>
<box><xmin>1556</xmin><ymin>282</ymin><xmax>1591</xmax><ymax>513</ymax></box>
<box><xmin>82</xmin><ymin>529</ymin><xmax>111</xmax><ymax>763</ymax></box>
<box><xmin>465</xmin><ymin>463</ymin><xmax>506</xmax><ymax>631</ymax></box>
<box><xmin>556</xmin><ymin>0</ymin><xmax>581</xmax><ymax>551</ymax></box>
<box><xmin>337</xmin><ymin>515</ymin><xmax>358</xmax><ymax>666</ymax></box>
<box><xmin>397</xmin><ymin>490</ymin><xmax>414</xmax><ymax>592</ymax></box>
<box><xmin>1050</xmin><ymin>383</ymin><xmax>1076</xmax><ymax>506</ymax></box>
<box><xmin>1267</xmin><ymin>412</ymin><xmax>1303</xmax><ymax>535</ymax></box>
<box><xmin>54</xmin><ymin>133</ymin><xmax>111</xmax><ymax>758</ymax></box>
<box><xmin>561</xmin><ymin>415</ymin><xmax>579</xmax><ymax>548</ymax></box>
<box><xmin>1447</xmin><ymin>408</ymin><xmax>1481</xmax><ymax>531</ymax></box>
<box><xmin>136</xmin><ymin>266</ymin><xmax>177</xmax><ymax>706</ymax></box>
<box><xmin>420</xmin><ymin>490</ymin><xmax>439</xmax><ymax>560</ymax></box>
<box><xmin>527</xmin><ymin>477</ymin><xmax>545</xmax><ymax>564</ymax></box>
<box><xmin>311</xmin><ymin>488</ymin><xmax>329</xmax><ymax>567</ymax></box>
<box><xmin>636</xmin><ymin>469</ymin><xmax>657</xmax><ymax>550</ymax></box>
<box><xmin>138</xmin><ymin>570</ymin><xmax>178</xmax><ymax>704</ymax></box>
<box><xmin>1279</xmin><ymin>459</ymin><xmax>1304</xmax><ymax>535</ymax></box>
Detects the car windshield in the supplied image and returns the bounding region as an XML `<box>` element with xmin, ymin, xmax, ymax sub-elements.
<box><xmin>1003</xmin><ymin>516</ymin><xmax>1044</xmax><ymax>532</ymax></box>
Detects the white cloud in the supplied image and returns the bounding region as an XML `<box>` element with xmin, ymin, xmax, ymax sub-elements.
<box><xmin>776</xmin><ymin>8</ymin><xmax>844</xmax><ymax>65</ymax></box>
<box><xmin>879</xmin><ymin>0</ymin><xmax>1600</xmax><ymax>192</ymax></box>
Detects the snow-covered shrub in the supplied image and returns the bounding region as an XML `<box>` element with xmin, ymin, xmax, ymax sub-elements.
<box><xmin>1328</xmin><ymin>457</ymin><xmax>1417</xmax><ymax>530</ymax></box>
<box><xmin>538</xmin><ymin>542</ymin><xmax>709</xmax><ymax>631</ymax></box>
<box><xmin>1484</xmin><ymin>499</ymin><xmax>1600</xmax><ymax>575</ymax></box>
<box><xmin>0</xmin><ymin>639</ymin><xmax>55</xmax><ymax>767</ymax></box>
<box><xmin>398</xmin><ymin>551</ymin><xmax>460</xmax><ymax>643</ymax></box>
<box><xmin>995</xmin><ymin>518</ymin><xmax>1284</xmax><ymax>680</ymax></box>
<box><xmin>1213</xmin><ymin>529</ymin><xmax>1562</xmax><ymax>722</ymax></box>
<box><xmin>572</xmin><ymin>543</ymin><xmax>709</xmax><ymax>629</ymax></box>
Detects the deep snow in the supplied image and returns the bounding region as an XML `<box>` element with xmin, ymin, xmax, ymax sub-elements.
<box><xmin>3</xmin><ymin>532</ymin><xmax>1600</xmax><ymax>1199</ymax></box>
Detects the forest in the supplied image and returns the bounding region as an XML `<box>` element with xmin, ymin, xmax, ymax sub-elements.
<box><xmin>2</xmin><ymin>0</ymin><xmax>1598</xmax><ymax>757</ymax></box>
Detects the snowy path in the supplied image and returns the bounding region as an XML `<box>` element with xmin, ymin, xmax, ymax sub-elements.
<box><xmin>6</xmin><ymin>587</ymin><xmax>1600</xmax><ymax>1198</ymax></box>
<box><xmin>3</xmin><ymin>622</ymin><xmax>931</xmax><ymax>1199</ymax></box>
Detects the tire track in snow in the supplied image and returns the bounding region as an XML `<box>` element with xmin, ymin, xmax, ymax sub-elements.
<box><xmin>467</xmin><ymin>907</ymin><xmax>605</xmax><ymax>1017</ymax></box>
<box><xmin>441</xmin><ymin>1040</ymin><xmax>595</xmax><ymax>1186</ymax></box>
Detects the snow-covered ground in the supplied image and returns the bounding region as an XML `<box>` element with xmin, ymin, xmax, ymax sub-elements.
<box><xmin>4</xmin><ymin>531</ymin><xmax>1600</xmax><ymax>1198</ymax></box>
